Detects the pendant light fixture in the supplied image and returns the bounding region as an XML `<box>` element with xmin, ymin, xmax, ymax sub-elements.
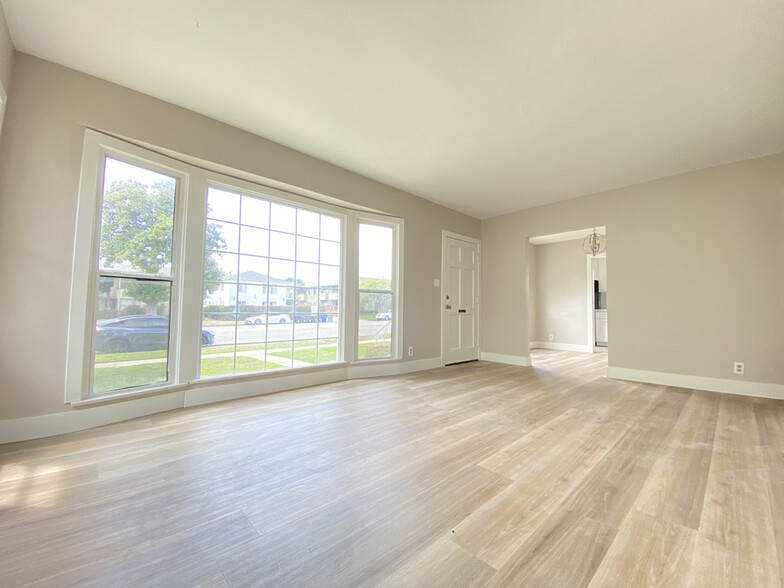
<box><xmin>582</xmin><ymin>228</ymin><xmax>606</xmax><ymax>256</ymax></box>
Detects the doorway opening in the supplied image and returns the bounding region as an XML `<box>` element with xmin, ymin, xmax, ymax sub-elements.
<box><xmin>528</xmin><ymin>227</ymin><xmax>607</xmax><ymax>368</ymax></box>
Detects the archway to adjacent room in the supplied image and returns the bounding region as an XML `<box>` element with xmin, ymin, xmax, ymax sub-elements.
<box><xmin>527</xmin><ymin>227</ymin><xmax>608</xmax><ymax>368</ymax></box>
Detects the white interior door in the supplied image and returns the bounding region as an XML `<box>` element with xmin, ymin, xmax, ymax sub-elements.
<box><xmin>442</xmin><ymin>234</ymin><xmax>479</xmax><ymax>365</ymax></box>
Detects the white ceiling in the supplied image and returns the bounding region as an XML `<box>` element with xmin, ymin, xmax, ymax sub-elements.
<box><xmin>3</xmin><ymin>1</ymin><xmax>783</xmax><ymax>219</ymax></box>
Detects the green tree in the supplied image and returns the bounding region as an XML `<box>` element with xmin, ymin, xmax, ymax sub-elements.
<box><xmin>100</xmin><ymin>179</ymin><xmax>225</xmax><ymax>312</ymax></box>
<box><xmin>203</xmin><ymin>220</ymin><xmax>226</xmax><ymax>293</ymax></box>
<box><xmin>359</xmin><ymin>278</ymin><xmax>392</xmax><ymax>290</ymax></box>
<box><xmin>359</xmin><ymin>278</ymin><xmax>392</xmax><ymax>312</ymax></box>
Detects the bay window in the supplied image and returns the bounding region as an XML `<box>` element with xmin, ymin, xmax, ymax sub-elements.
<box><xmin>66</xmin><ymin>130</ymin><xmax>402</xmax><ymax>403</ymax></box>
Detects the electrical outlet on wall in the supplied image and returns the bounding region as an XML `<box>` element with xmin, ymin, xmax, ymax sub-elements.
<box><xmin>734</xmin><ymin>362</ymin><xmax>744</xmax><ymax>375</ymax></box>
<box><xmin>408</xmin><ymin>346</ymin><xmax>414</xmax><ymax>356</ymax></box>
<box><xmin>548</xmin><ymin>334</ymin><xmax>554</xmax><ymax>341</ymax></box>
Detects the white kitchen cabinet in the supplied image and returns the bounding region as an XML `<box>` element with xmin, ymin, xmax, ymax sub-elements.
<box><xmin>595</xmin><ymin>309</ymin><xmax>608</xmax><ymax>346</ymax></box>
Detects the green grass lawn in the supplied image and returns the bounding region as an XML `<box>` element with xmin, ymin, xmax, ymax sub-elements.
<box><xmin>200</xmin><ymin>355</ymin><xmax>286</xmax><ymax>377</ymax></box>
<box><xmin>94</xmin><ymin>355</ymin><xmax>289</xmax><ymax>392</ymax></box>
<box><xmin>93</xmin><ymin>362</ymin><xmax>168</xmax><ymax>393</ymax></box>
<box><xmin>95</xmin><ymin>349</ymin><xmax>167</xmax><ymax>364</ymax></box>
<box><xmin>262</xmin><ymin>341</ymin><xmax>388</xmax><ymax>362</ymax></box>
<box><xmin>270</xmin><ymin>342</ymin><xmax>387</xmax><ymax>363</ymax></box>
<box><xmin>94</xmin><ymin>344</ymin><xmax>295</xmax><ymax>361</ymax></box>
<box><xmin>94</xmin><ymin>338</ymin><xmax>392</xmax><ymax>392</ymax></box>
<box><xmin>203</xmin><ymin>340</ymin><xmax>320</xmax><ymax>355</ymax></box>
<box><xmin>270</xmin><ymin>345</ymin><xmax>337</xmax><ymax>364</ymax></box>
<box><xmin>96</xmin><ymin>341</ymin><xmax>304</xmax><ymax>364</ymax></box>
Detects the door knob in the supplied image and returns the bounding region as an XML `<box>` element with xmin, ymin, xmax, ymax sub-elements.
<box><xmin>446</xmin><ymin>304</ymin><xmax>452</xmax><ymax>309</ymax></box>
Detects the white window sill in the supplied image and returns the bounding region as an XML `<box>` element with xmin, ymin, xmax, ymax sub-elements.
<box><xmin>69</xmin><ymin>361</ymin><xmax>351</xmax><ymax>406</ymax></box>
<box><xmin>68</xmin><ymin>382</ymin><xmax>189</xmax><ymax>407</ymax></box>
<box><xmin>189</xmin><ymin>361</ymin><xmax>349</xmax><ymax>387</ymax></box>
<box><xmin>351</xmin><ymin>356</ymin><xmax>402</xmax><ymax>365</ymax></box>
<box><xmin>68</xmin><ymin>357</ymin><xmax>411</xmax><ymax>408</ymax></box>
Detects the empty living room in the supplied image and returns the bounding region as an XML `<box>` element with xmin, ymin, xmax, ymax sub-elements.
<box><xmin>0</xmin><ymin>1</ymin><xmax>782</xmax><ymax>586</ymax></box>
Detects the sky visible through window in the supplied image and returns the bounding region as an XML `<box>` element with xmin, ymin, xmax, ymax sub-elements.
<box><xmin>103</xmin><ymin>157</ymin><xmax>173</xmax><ymax>188</ymax></box>
<box><xmin>358</xmin><ymin>223</ymin><xmax>393</xmax><ymax>280</ymax></box>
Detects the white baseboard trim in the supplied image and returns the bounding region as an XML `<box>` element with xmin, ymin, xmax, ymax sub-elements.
<box><xmin>607</xmin><ymin>367</ymin><xmax>784</xmax><ymax>401</ymax></box>
<box><xmin>480</xmin><ymin>352</ymin><xmax>532</xmax><ymax>367</ymax></box>
<box><xmin>0</xmin><ymin>358</ymin><xmax>445</xmax><ymax>444</ymax></box>
<box><xmin>0</xmin><ymin>391</ymin><xmax>185</xmax><ymax>444</ymax></box>
<box><xmin>531</xmin><ymin>342</ymin><xmax>593</xmax><ymax>353</ymax></box>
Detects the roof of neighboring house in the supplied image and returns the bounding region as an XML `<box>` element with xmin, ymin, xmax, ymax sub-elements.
<box><xmin>223</xmin><ymin>271</ymin><xmax>292</xmax><ymax>286</ymax></box>
<box><xmin>216</xmin><ymin>272</ymin><xmax>340</xmax><ymax>290</ymax></box>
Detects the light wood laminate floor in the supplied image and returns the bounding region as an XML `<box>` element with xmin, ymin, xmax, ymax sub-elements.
<box><xmin>1</xmin><ymin>350</ymin><xmax>783</xmax><ymax>587</ymax></box>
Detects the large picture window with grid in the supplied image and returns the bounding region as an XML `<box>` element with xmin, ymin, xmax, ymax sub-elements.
<box><xmin>200</xmin><ymin>186</ymin><xmax>342</xmax><ymax>377</ymax></box>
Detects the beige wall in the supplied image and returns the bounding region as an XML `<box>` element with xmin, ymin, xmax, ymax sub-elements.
<box><xmin>532</xmin><ymin>240</ymin><xmax>590</xmax><ymax>346</ymax></box>
<box><xmin>0</xmin><ymin>54</ymin><xmax>480</xmax><ymax>420</ymax></box>
<box><xmin>482</xmin><ymin>152</ymin><xmax>784</xmax><ymax>385</ymax></box>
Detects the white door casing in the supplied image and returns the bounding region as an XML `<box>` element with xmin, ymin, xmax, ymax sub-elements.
<box><xmin>442</xmin><ymin>232</ymin><xmax>480</xmax><ymax>365</ymax></box>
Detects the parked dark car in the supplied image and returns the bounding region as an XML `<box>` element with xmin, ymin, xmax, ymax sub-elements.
<box><xmin>95</xmin><ymin>315</ymin><xmax>214</xmax><ymax>353</ymax></box>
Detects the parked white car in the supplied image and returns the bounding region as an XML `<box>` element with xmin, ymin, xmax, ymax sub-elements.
<box><xmin>244</xmin><ymin>313</ymin><xmax>290</xmax><ymax>325</ymax></box>
<box><xmin>375</xmin><ymin>311</ymin><xmax>392</xmax><ymax>321</ymax></box>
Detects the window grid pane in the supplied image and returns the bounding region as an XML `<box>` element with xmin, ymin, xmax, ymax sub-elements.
<box><xmin>201</xmin><ymin>188</ymin><xmax>342</xmax><ymax>378</ymax></box>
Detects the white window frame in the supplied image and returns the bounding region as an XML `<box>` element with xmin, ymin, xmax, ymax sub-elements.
<box><xmin>66</xmin><ymin>130</ymin><xmax>406</xmax><ymax>405</ymax></box>
<box><xmin>354</xmin><ymin>214</ymin><xmax>403</xmax><ymax>362</ymax></box>
<box><xmin>65</xmin><ymin>131</ymin><xmax>191</xmax><ymax>403</ymax></box>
